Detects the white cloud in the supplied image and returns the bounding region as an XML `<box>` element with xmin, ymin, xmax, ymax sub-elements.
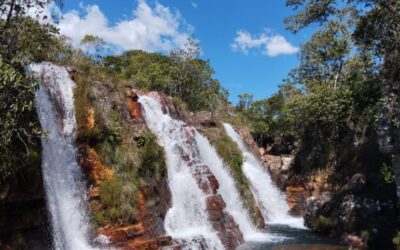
<box><xmin>191</xmin><ymin>2</ymin><xmax>198</xmax><ymax>8</ymax></box>
<box><xmin>231</xmin><ymin>30</ymin><xmax>299</xmax><ymax>57</ymax></box>
<box><xmin>56</xmin><ymin>0</ymin><xmax>192</xmax><ymax>52</ymax></box>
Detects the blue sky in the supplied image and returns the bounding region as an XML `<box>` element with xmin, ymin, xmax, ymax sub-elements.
<box><xmin>57</xmin><ymin>0</ymin><xmax>312</xmax><ymax>103</ymax></box>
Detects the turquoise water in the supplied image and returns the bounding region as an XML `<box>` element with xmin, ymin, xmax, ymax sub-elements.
<box><xmin>239</xmin><ymin>225</ymin><xmax>346</xmax><ymax>250</ymax></box>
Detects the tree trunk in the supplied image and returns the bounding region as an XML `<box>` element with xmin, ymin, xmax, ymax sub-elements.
<box><xmin>4</xmin><ymin>0</ymin><xmax>16</xmax><ymax>29</ymax></box>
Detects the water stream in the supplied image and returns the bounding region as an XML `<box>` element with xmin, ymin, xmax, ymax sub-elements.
<box><xmin>223</xmin><ymin>123</ymin><xmax>304</xmax><ymax>228</ymax></box>
<box><xmin>31</xmin><ymin>62</ymin><xmax>99</xmax><ymax>250</ymax></box>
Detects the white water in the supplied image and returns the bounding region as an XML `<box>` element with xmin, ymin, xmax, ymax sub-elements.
<box><xmin>31</xmin><ymin>63</ymin><xmax>100</xmax><ymax>250</ymax></box>
<box><xmin>139</xmin><ymin>93</ymin><xmax>224</xmax><ymax>250</ymax></box>
<box><xmin>196</xmin><ymin>134</ymin><xmax>269</xmax><ymax>241</ymax></box>
<box><xmin>223</xmin><ymin>123</ymin><xmax>305</xmax><ymax>228</ymax></box>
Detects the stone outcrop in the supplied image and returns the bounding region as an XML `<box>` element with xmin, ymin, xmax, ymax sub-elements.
<box><xmin>126</xmin><ymin>90</ymin><xmax>143</xmax><ymax>120</ymax></box>
<box><xmin>79</xmin><ymin>147</ymin><xmax>113</xmax><ymax>198</ymax></box>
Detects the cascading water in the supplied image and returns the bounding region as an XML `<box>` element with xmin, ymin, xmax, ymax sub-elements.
<box><xmin>223</xmin><ymin>123</ymin><xmax>304</xmax><ymax>228</ymax></box>
<box><xmin>196</xmin><ymin>134</ymin><xmax>269</xmax><ymax>241</ymax></box>
<box><xmin>30</xmin><ymin>62</ymin><xmax>100</xmax><ymax>250</ymax></box>
<box><xmin>139</xmin><ymin>93</ymin><xmax>224</xmax><ymax>249</ymax></box>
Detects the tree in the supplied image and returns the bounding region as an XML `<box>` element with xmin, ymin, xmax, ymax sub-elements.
<box><xmin>285</xmin><ymin>0</ymin><xmax>400</xmax><ymax>200</ymax></box>
<box><xmin>0</xmin><ymin>0</ymin><xmax>65</xmax><ymax>185</ymax></box>
<box><xmin>80</xmin><ymin>34</ymin><xmax>109</xmax><ymax>62</ymax></box>
<box><xmin>0</xmin><ymin>56</ymin><xmax>40</xmax><ymax>184</ymax></box>
<box><xmin>237</xmin><ymin>93</ymin><xmax>253</xmax><ymax>112</ymax></box>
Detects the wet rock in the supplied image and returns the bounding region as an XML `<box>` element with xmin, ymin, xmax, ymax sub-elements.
<box><xmin>193</xmin><ymin>165</ymin><xmax>219</xmax><ymax>194</ymax></box>
<box><xmin>206</xmin><ymin>195</ymin><xmax>225</xmax><ymax>221</ymax></box>
<box><xmin>218</xmin><ymin>213</ymin><xmax>244</xmax><ymax>249</ymax></box>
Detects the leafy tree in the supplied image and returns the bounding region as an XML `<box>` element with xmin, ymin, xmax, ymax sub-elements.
<box><xmin>237</xmin><ymin>93</ymin><xmax>253</xmax><ymax>112</ymax></box>
<box><xmin>0</xmin><ymin>56</ymin><xmax>40</xmax><ymax>184</ymax></box>
<box><xmin>0</xmin><ymin>0</ymin><xmax>66</xmax><ymax>185</ymax></box>
<box><xmin>284</xmin><ymin>0</ymin><xmax>400</xmax><ymax>200</ymax></box>
<box><xmin>102</xmin><ymin>40</ymin><xmax>227</xmax><ymax>112</ymax></box>
<box><xmin>80</xmin><ymin>35</ymin><xmax>109</xmax><ymax>62</ymax></box>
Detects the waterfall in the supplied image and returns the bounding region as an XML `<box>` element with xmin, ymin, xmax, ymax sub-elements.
<box><xmin>30</xmin><ymin>63</ymin><xmax>99</xmax><ymax>250</ymax></box>
<box><xmin>139</xmin><ymin>93</ymin><xmax>224</xmax><ymax>249</ymax></box>
<box><xmin>223</xmin><ymin>123</ymin><xmax>304</xmax><ymax>228</ymax></box>
<box><xmin>196</xmin><ymin>134</ymin><xmax>268</xmax><ymax>241</ymax></box>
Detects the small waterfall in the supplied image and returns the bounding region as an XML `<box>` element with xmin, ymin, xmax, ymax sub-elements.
<box><xmin>30</xmin><ymin>63</ymin><xmax>99</xmax><ymax>250</ymax></box>
<box><xmin>139</xmin><ymin>93</ymin><xmax>224</xmax><ymax>249</ymax></box>
<box><xmin>223</xmin><ymin>123</ymin><xmax>304</xmax><ymax>228</ymax></box>
<box><xmin>196</xmin><ymin>134</ymin><xmax>268</xmax><ymax>241</ymax></box>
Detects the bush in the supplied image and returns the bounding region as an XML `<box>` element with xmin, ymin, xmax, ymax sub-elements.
<box><xmin>0</xmin><ymin>56</ymin><xmax>41</xmax><ymax>185</ymax></box>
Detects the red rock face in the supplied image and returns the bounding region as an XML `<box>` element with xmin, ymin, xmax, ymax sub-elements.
<box><xmin>193</xmin><ymin>165</ymin><xmax>220</xmax><ymax>194</ymax></box>
<box><xmin>126</xmin><ymin>89</ymin><xmax>143</xmax><ymax>120</ymax></box>
<box><xmin>184</xmin><ymin>146</ymin><xmax>245</xmax><ymax>249</ymax></box>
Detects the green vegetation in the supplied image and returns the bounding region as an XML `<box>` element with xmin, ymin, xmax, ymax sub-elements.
<box><xmin>234</xmin><ymin>0</ymin><xmax>400</xmax><ymax>247</ymax></box>
<box><xmin>101</xmin><ymin>40</ymin><xmax>228</xmax><ymax>112</ymax></box>
<box><xmin>0</xmin><ymin>0</ymin><xmax>70</xmax><ymax>186</ymax></box>
<box><xmin>96</xmin><ymin>178</ymin><xmax>135</xmax><ymax>225</ymax></box>
<box><xmin>74</xmin><ymin>69</ymin><xmax>167</xmax><ymax>226</ymax></box>
<box><xmin>235</xmin><ymin>0</ymin><xmax>397</xmax><ymax>172</ymax></box>
<box><xmin>315</xmin><ymin>215</ymin><xmax>338</xmax><ymax>233</ymax></box>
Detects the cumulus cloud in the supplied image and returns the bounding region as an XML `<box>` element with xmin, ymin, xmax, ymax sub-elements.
<box><xmin>56</xmin><ymin>0</ymin><xmax>192</xmax><ymax>52</ymax></box>
<box><xmin>231</xmin><ymin>30</ymin><xmax>299</xmax><ymax>57</ymax></box>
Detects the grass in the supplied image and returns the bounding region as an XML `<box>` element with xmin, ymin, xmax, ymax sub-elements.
<box><xmin>74</xmin><ymin>69</ymin><xmax>167</xmax><ymax>227</ymax></box>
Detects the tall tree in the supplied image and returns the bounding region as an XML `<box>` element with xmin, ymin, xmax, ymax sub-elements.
<box><xmin>286</xmin><ymin>0</ymin><xmax>400</xmax><ymax>200</ymax></box>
